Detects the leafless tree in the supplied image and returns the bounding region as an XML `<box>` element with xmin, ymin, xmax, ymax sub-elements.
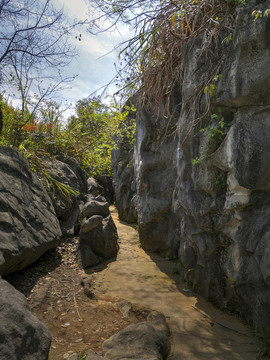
<box><xmin>0</xmin><ymin>0</ymin><xmax>83</xmax><ymax>117</ymax></box>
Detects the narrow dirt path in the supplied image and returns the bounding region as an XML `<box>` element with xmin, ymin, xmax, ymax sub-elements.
<box><xmin>91</xmin><ymin>207</ymin><xmax>261</xmax><ymax>360</ymax></box>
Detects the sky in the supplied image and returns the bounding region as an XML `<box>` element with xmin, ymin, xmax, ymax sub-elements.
<box><xmin>53</xmin><ymin>0</ymin><xmax>132</xmax><ymax>117</ymax></box>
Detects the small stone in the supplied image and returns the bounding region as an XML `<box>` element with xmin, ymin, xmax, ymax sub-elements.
<box><xmin>67</xmin><ymin>353</ymin><xmax>79</xmax><ymax>360</ymax></box>
<box><xmin>62</xmin><ymin>322</ymin><xmax>70</xmax><ymax>327</ymax></box>
<box><xmin>74</xmin><ymin>338</ymin><xmax>83</xmax><ymax>343</ymax></box>
<box><xmin>114</xmin><ymin>300</ymin><xmax>132</xmax><ymax>318</ymax></box>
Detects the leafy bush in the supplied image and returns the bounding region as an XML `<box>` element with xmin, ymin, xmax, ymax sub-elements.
<box><xmin>0</xmin><ymin>96</ymin><xmax>136</xmax><ymax>180</ymax></box>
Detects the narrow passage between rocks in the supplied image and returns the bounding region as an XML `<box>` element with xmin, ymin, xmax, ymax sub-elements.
<box><xmin>6</xmin><ymin>207</ymin><xmax>262</xmax><ymax>360</ymax></box>
<box><xmin>91</xmin><ymin>207</ymin><xmax>261</xmax><ymax>360</ymax></box>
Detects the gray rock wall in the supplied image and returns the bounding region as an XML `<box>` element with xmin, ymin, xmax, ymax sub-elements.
<box><xmin>0</xmin><ymin>147</ymin><xmax>62</xmax><ymax>276</ymax></box>
<box><xmin>133</xmin><ymin>104</ymin><xmax>179</xmax><ymax>258</ymax></box>
<box><xmin>113</xmin><ymin>0</ymin><xmax>270</xmax><ymax>334</ymax></box>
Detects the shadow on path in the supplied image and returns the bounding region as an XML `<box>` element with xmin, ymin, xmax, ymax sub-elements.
<box><xmin>91</xmin><ymin>207</ymin><xmax>261</xmax><ymax>360</ymax></box>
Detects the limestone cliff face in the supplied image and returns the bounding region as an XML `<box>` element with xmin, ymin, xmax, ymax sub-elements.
<box><xmin>113</xmin><ymin>0</ymin><xmax>270</xmax><ymax>334</ymax></box>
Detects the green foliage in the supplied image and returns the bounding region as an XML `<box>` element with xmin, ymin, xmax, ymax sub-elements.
<box><xmin>192</xmin><ymin>112</ymin><xmax>228</xmax><ymax>165</ymax></box>
<box><xmin>252</xmin><ymin>8</ymin><xmax>270</xmax><ymax>21</ymax></box>
<box><xmin>222</xmin><ymin>32</ymin><xmax>234</xmax><ymax>45</ymax></box>
<box><xmin>66</xmin><ymin>97</ymin><xmax>136</xmax><ymax>176</ymax></box>
<box><xmin>252</xmin><ymin>10</ymin><xmax>263</xmax><ymax>21</ymax></box>
<box><xmin>204</xmin><ymin>75</ymin><xmax>223</xmax><ymax>96</ymax></box>
<box><xmin>43</xmin><ymin>172</ymin><xmax>80</xmax><ymax>198</ymax></box>
<box><xmin>200</xmin><ymin>114</ymin><xmax>226</xmax><ymax>140</ymax></box>
<box><xmin>192</xmin><ymin>155</ymin><xmax>206</xmax><ymax>166</ymax></box>
<box><xmin>0</xmin><ymin>95</ymin><xmax>136</xmax><ymax>180</ymax></box>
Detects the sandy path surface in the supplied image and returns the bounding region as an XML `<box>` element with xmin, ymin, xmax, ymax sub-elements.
<box><xmin>91</xmin><ymin>207</ymin><xmax>261</xmax><ymax>360</ymax></box>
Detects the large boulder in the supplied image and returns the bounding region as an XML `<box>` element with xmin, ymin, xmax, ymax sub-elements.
<box><xmin>87</xmin><ymin>177</ymin><xmax>114</xmax><ymax>205</ymax></box>
<box><xmin>96</xmin><ymin>175</ymin><xmax>114</xmax><ymax>205</ymax></box>
<box><xmin>83</xmin><ymin>199</ymin><xmax>110</xmax><ymax>218</ymax></box>
<box><xmin>102</xmin><ymin>311</ymin><xmax>170</xmax><ymax>360</ymax></box>
<box><xmin>42</xmin><ymin>158</ymin><xmax>86</xmax><ymax>217</ymax></box>
<box><xmin>87</xmin><ymin>177</ymin><xmax>104</xmax><ymax>197</ymax></box>
<box><xmin>0</xmin><ymin>147</ymin><xmax>61</xmax><ymax>276</ymax></box>
<box><xmin>78</xmin><ymin>197</ymin><xmax>119</xmax><ymax>268</ymax></box>
<box><xmin>41</xmin><ymin>157</ymin><xmax>88</xmax><ymax>234</ymax></box>
<box><xmin>0</xmin><ymin>277</ymin><xmax>51</xmax><ymax>360</ymax></box>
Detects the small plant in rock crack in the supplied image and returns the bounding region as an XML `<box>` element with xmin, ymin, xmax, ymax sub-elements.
<box><xmin>193</xmin><ymin>113</ymin><xmax>229</xmax><ymax>165</ymax></box>
<box><xmin>200</xmin><ymin>113</ymin><xmax>226</xmax><ymax>140</ymax></box>
<box><xmin>252</xmin><ymin>8</ymin><xmax>270</xmax><ymax>21</ymax></box>
<box><xmin>204</xmin><ymin>75</ymin><xmax>223</xmax><ymax>96</ymax></box>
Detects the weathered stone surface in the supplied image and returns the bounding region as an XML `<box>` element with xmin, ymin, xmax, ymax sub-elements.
<box><xmin>113</xmin><ymin>300</ymin><xmax>132</xmax><ymax>318</ymax></box>
<box><xmin>58</xmin><ymin>155</ymin><xmax>88</xmax><ymax>195</ymax></box>
<box><xmin>78</xmin><ymin>214</ymin><xmax>119</xmax><ymax>268</ymax></box>
<box><xmin>0</xmin><ymin>147</ymin><xmax>61</xmax><ymax>276</ymax></box>
<box><xmin>103</xmin><ymin>311</ymin><xmax>170</xmax><ymax>360</ymax></box>
<box><xmin>176</xmin><ymin>1</ymin><xmax>270</xmax><ymax>333</ymax></box>
<box><xmin>96</xmin><ymin>175</ymin><xmax>114</xmax><ymax>205</ymax></box>
<box><xmin>87</xmin><ymin>177</ymin><xmax>104</xmax><ymax>196</ymax></box>
<box><xmin>113</xmin><ymin>0</ymin><xmax>270</xmax><ymax>334</ymax></box>
<box><xmin>113</xmin><ymin>99</ymin><xmax>179</xmax><ymax>257</ymax></box>
<box><xmin>42</xmin><ymin>157</ymin><xmax>86</xmax><ymax>218</ymax></box>
<box><xmin>112</xmin><ymin>150</ymin><xmax>137</xmax><ymax>223</ymax></box>
<box><xmin>0</xmin><ymin>277</ymin><xmax>51</xmax><ymax>359</ymax></box>
<box><xmin>83</xmin><ymin>199</ymin><xmax>110</xmax><ymax>218</ymax></box>
<box><xmin>41</xmin><ymin>156</ymin><xmax>88</xmax><ymax>235</ymax></box>
<box><xmin>78</xmin><ymin>196</ymin><xmax>119</xmax><ymax>268</ymax></box>
<box><xmin>87</xmin><ymin>177</ymin><xmax>114</xmax><ymax>205</ymax></box>
<box><xmin>80</xmin><ymin>215</ymin><xmax>103</xmax><ymax>234</ymax></box>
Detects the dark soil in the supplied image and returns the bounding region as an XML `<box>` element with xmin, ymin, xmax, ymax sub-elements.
<box><xmin>5</xmin><ymin>235</ymin><xmax>150</xmax><ymax>360</ymax></box>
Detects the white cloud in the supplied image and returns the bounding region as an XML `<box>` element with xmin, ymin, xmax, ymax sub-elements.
<box><xmin>51</xmin><ymin>0</ymin><xmax>133</xmax><ymax>119</ymax></box>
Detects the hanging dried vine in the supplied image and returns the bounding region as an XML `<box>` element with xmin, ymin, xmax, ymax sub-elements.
<box><xmin>88</xmin><ymin>0</ymin><xmax>245</xmax><ymax>119</ymax></box>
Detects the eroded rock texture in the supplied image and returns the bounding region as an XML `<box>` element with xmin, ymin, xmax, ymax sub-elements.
<box><xmin>0</xmin><ymin>277</ymin><xmax>51</xmax><ymax>360</ymax></box>
<box><xmin>42</xmin><ymin>156</ymin><xmax>88</xmax><ymax>234</ymax></box>
<box><xmin>103</xmin><ymin>311</ymin><xmax>170</xmax><ymax>360</ymax></box>
<box><xmin>0</xmin><ymin>147</ymin><xmax>61</xmax><ymax>276</ymax></box>
<box><xmin>113</xmin><ymin>1</ymin><xmax>270</xmax><ymax>334</ymax></box>
<box><xmin>78</xmin><ymin>195</ymin><xmax>119</xmax><ymax>268</ymax></box>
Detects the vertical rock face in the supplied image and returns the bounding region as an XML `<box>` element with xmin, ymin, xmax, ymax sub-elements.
<box><xmin>0</xmin><ymin>147</ymin><xmax>62</xmax><ymax>276</ymax></box>
<box><xmin>113</xmin><ymin>1</ymin><xmax>270</xmax><ymax>334</ymax></box>
<box><xmin>133</xmin><ymin>104</ymin><xmax>179</xmax><ymax>258</ymax></box>
<box><xmin>112</xmin><ymin>105</ymin><xmax>138</xmax><ymax>224</ymax></box>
